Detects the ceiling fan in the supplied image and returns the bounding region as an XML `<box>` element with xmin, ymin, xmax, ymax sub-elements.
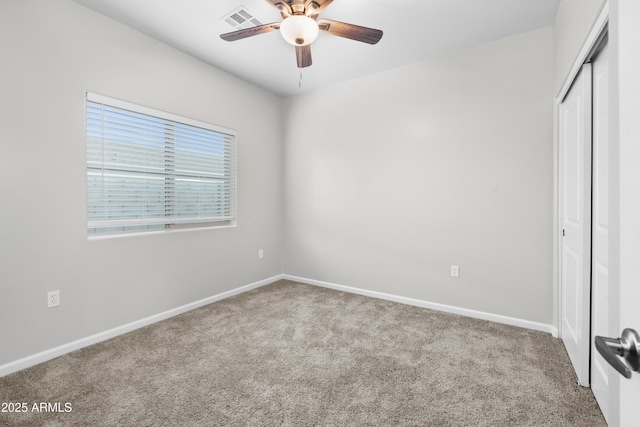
<box><xmin>220</xmin><ymin>0</ymin><xmax>383</xmax><ymax>68</ymax></box>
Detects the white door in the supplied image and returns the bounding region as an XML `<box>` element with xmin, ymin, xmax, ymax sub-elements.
<box><xmin>590</xmin><ymin>40</ymin><xmax>610</xmax><ymax>421</ymax></box>
<box><xmin>606</xmin><ymin>2</ymin><xmax>640</xmax><ymax>425</ymax></box>
<box><xmin>559</xmin><ymin>63</ymin><xmax>593</xmax><ymax>387</ymax></box>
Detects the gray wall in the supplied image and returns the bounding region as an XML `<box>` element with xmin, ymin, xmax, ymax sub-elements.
<box><xmin>554</xmin><ymin>0</ymin><xmax>607</xmax><ymax>95</ymax></box>
<box><xmin>283</xmin><ymin>28</ymin><xmax>554</xmax><ymax>325</ymax></box>
<box><xmin>0</xmin><ymin>0</ymin><xmax>283</xmax><ymax>366</ymax></box>
<box><xmin>1</xmin><ymin>0</ymin><xmax>559</xmax><ymax>369</ymax></box>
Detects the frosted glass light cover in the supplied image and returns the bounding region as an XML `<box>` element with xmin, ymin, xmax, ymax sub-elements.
<box><xmin>280</xmin><ymin>15</ymin><xmax>319</xmax><ymax>46</ymax></box>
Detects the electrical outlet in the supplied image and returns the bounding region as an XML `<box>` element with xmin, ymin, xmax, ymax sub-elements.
<box><xmin>258</xmin><ymin>249</ymin><xmax>264</xmax><ymax>259</ymax></box>
<box><xmin>47</xmin><ymin>290</ymin><xmax>60</xmax><ymax>308</ymax></box>
<box><xmin>451</xmin><ymin>265</ymin><xmax>460</xmax><ymax>278</ymax></box>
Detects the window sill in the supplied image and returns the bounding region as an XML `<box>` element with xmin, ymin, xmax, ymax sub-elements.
<box><xmin>87</xmin><ymin>222</ymin><xmax>237</xmax><ymax>241</ymax></box>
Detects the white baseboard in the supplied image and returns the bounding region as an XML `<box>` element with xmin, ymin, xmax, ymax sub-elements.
<box><xmin>0</xmin><ymin>275</ymin><xmax>283</xmax><ymax>378</ymax></box>
<box><xmin>1</xmin><ymin>273</ymin><xmax>558</xmax><ymax>378</ymax></box>
<box><xmin>283</xmin><ymin>274</ymin><xmax>558</xmax><ymax>336</ymax></box>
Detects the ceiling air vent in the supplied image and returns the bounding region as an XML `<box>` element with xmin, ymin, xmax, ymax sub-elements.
<box><xmin>221</xmin><ymin>6</ymin><xmax>263</xmax><ymax>30</ymax></box>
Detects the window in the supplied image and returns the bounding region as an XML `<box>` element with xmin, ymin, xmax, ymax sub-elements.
<box><xmin>86</xmin><ymin>93</ymin><xmax>236</xmax><ymax>235</ymax></box>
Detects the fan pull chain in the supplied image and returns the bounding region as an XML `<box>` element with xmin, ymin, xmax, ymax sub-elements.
<box><xmin>299</xmin><ymin>71</ymin><xmax>303</xmax><ymax>89</ymax></box>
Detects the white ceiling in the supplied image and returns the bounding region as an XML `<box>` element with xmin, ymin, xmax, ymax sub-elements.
<box><xmin>73</xmin><ymin>0</ymin><xmax>560</xmax><ymax>97</ymax></box>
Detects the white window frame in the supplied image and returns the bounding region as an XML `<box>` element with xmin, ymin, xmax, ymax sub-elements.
<box><xmin>86</xmin><ymin>92</ymin><xmax>237</xmax><ymax>235</ymax></box>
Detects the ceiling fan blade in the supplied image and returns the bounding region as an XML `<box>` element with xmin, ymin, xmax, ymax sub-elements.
<box><xmin>317</xmin><ymin>19</ymin><xmax>383</xmax><ymax>44</ymax></box>
<box><xmin>220</xmin><ymin>23</ymin><xmax>280</xmax><ymax>42</ymax></box>
<box><xmin>295</xmin><ymin>45</ymin><xmax>312</xmax><ymax>68</ymax></box>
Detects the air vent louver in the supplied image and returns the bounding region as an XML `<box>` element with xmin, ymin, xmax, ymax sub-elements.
<box><xmin>221</xmin><ymin>6</ymin><xmax>263</xmax><ymax>30</ymax></box>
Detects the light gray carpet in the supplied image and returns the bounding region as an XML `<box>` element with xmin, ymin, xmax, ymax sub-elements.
<box><xmin>0</xmin><ymin>280</ymin><xmax>605</xmax><ymax>426</ymax></box>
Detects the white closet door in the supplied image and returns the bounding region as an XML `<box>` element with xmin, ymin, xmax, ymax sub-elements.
<box><xmin>559</xmin><ymin>63</ymin><xmax>592</xmax><ymax>387</ymax></box>
<box><xmin>590</xmin><ymin>41</ymin><xmax>610</xmax><ymax>422</ymax></box>
<box><xmin>591</xmin><ymin>39</ymin><xmax>617</xmax><ymax>421</ymax></box>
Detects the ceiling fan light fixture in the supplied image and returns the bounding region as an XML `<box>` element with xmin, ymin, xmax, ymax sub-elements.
<box><xmin>280</xmin><ymin>15</ymin><xmax>319</xmax><ymax>46</ymax></box>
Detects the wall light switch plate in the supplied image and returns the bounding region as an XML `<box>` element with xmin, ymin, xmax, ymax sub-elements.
<box><xmin>451</xmin><ymin>265</ymin><xmax>460</xmax><ymax>278</ymax></box>
<box><xmin>258</xmin><ymin>249</ymin><xmax>264</xmax><ymax>259</ymax></box>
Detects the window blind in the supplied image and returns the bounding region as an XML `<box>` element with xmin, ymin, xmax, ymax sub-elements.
<box><xmin>86</xmin><ymin>93</ymin><xmax>236</xmax><ymax>233</ymax></box>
